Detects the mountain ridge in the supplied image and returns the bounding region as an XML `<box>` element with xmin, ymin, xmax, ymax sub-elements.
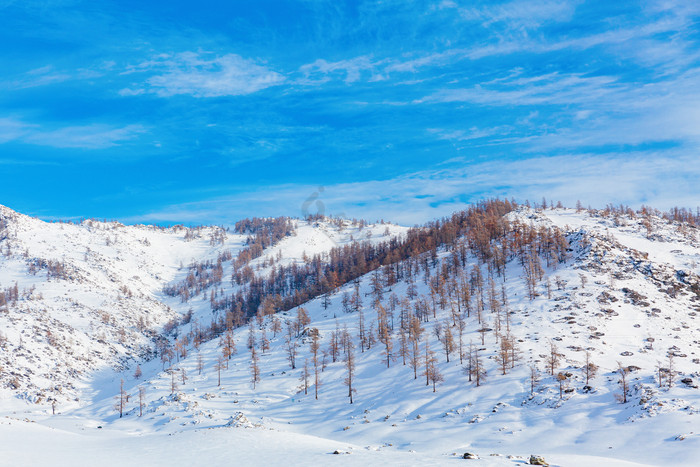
<box><xmin>1</xmin><ymin>201</ymin><xmax>700</xmax><ymax>466</ymax></box>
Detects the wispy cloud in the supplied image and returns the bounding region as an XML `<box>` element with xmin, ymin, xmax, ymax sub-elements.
<box><xmin>420</xmin><ymin>61</ymin><xmax>700</xmax><ymax>151</ymax></box>
<box><xmin>298</xmin><ymin>56</ymin><xmax>386</xmax><ymax>84</ymax></box>
<box><xmin>449</xmin><ymin>0</ymin><xmax>580</xmax><ymax>30</ymax></box>
<box><xmin>417</xmin><ymin>72</ymin><xmax>621</xmax><ymax>106</ymax></box>
<box><xmin>24</xmin><ymin>123</ymin><xmax>146</xmax><ymax>149</ymax></box>
<box><xmin>126</xmin><ymin>149</ymin><xmax>700</xmax><ymax>226</ymax></box>
<box><xmin>428</xmin><ymin>126</ymin><xmax>513</xmax><ymax>143</ymax></box>
<box><xmin>3</xmin><ymin>63</ymin><xmax>113</xmax><ymax>90</ymax></box>
<box><xmin>296</xmin><ymin>0</ymin><xmax>699</xmax><ymax>87</ymax></box>
<box><xmin>0</xmin><ymin>117</ymin><xmax>34</xmax><ymax>143</ymax></box>
<box><xmin>0</xmin><ymin>117</ymin><xmax>146</xmax><ymax>149</ymax></box>
<box><xmin>121</xmin><ymin>52</ymin><xmax>285</xmax><ymax>98</ymax></box>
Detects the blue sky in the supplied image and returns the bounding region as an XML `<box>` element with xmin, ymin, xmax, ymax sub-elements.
<box><xmin>1</xmin><ymin>0</ymin><xmax>699</xmax><ymax>225</ymax></box>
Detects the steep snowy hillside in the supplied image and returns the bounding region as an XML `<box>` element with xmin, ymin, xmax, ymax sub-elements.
<box><xmin>0</xmin><ymin>204</ymin><xmax>249</xmax><ymax>406</ymax></box>
<box><xmin>2</xmin><ymin>203</ymin><xmax>700</xmax><ymax>466</ymax></box>
<box><xmin>0</xmin><ymin>204</ymin><xmax>406</xmax><ymax>408</ymax></box>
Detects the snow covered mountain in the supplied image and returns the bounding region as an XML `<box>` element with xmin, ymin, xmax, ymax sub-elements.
<box><xmin>0</xmin><ymin>205</ymin><xmax>405</xmax><ymax>405</ymax></box>
<box><xmin>1</xmin><ymin>202</ymin><xmax>700</xmax><ymax>466</ymax></box>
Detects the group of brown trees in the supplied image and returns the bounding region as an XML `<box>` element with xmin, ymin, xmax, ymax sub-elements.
<box><xmin>193</xmin><ymin>200</ymin><xmax>581</xmax><ymax>404</ymax></box>
<box><xmin>193</xmin><ymin>200</ymin><xmax>523</xmax><ymax>325</ymax></box>
<box><xmin>154</xmin><ymin>200</ymin><xmax>573</xmax><ymax>399</ymax></box>
<box><xmin>144</xmin><ymin>198</ymin><xmax>700</xmax><ymax>411</ymax></box>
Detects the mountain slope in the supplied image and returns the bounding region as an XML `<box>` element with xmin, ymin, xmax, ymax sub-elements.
<box><xmin>0</xmin><ymin>205</ymin><xmax>406</xmax><ymax>406</ymax></box>
<box><xmin>1</xmin><ymin>203</ymin><xmax>700</xmax><ymax>466</ymax></box>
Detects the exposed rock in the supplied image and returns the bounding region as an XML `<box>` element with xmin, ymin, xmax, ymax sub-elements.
<box><xmin>225</xmin><ymin>411</ymin><xmax>256</xmax><ymax>428</ymax></box>
<box><xmin>681</xmin><ymin>377</ymin><xmax>698</xmax><ymax>388</ymax></box>
<box><xmin>462</xmin><ymin>452</ymin><xmax>479</xmax><ymax>459</ymax></box>
<box><xmin>529</xmin><ymin>454</ymin><xmax>549</xmax><ymax>465</ymax></box>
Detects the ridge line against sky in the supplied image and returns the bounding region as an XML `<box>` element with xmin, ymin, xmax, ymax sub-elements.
<box><xmin>1</xmin><ymin>0</ymin><xmax>699</xmax><ymax>225</ymax></box>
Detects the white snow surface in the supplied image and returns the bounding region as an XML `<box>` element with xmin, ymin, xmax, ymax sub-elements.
<box><xmin>1</xmin><ymin>205</ymin><xmax>700</xmax><ymax>466</ymax></box>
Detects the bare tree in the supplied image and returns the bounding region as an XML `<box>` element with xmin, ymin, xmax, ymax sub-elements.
<box><xmin>523</xmin><ymin>254</ymin><xmax>543</xmax><ymax>300</ymax></box>
<box><xmin>351</xmin><ymin>283</ymin><xmax>363</xmax><ymax>313</ymax></box>
<box><xmin>529</xmin><ymin>365</ymin><xmax>539</xmax><ymax>395</ymax></box>
<box><xmin>300</xmin><ymin>358</ymin><xmax>310</xmax><ymax>395</ymax></box>
<box><xmin>260</xmin><ymin>327</ymin><xmax>270</xmax><ymax>354</ymax></box>
<box><xmin>398</xmin><ymin>326</ymin><xmax>408</xmax><ymax>365</ymax></box>
<box><xmin>197</xmin><ymin>352</ymin><xmax>204</xmax><ymax>375</ymax></box>
<box><xmin>498</xmin><ymin>338</ymin><xmax>511</xmax><ymax>375</ymax></box>
<box><xmin>160</xmin><ymin>344</ymin><xmax>173</xmax><ymax>370</ymax></box>
<box><xmin>583</xmin><ymin>351</ymin><xmax>597</xmax><ymax>387</ymax></box>
<box><xmin>456</xmin><ymin>313</ymin><xmax>466</xmax><ymax>364</ymax></box>
<box><xmin>555</xmin><ymin>276</ymin><xmax>566</xmax><ymax>290</ymax></box>
<box><xmin>439</xmin><ymin>319</ymin><xmax>455</xmax><ymax>363</ymax></box>
<box><xmin>250</xmin><ymin>346</ymin><xmax>260</xmax><ymax>389</ymax></box>
<box><xmin>285</xmin><ymin>321</ymin><xmax>298</xmax><ymax>369</ymax></box>
<box><xmin>341</xmin><ymin>291</ymin><xmax>351</xmax><ymax>314</ymax></box>
<box><xmin>424</xmin><ymin>338</ymin><xmax>443</xmax><ymax>392</ymax></box>
<box><xmin>310</xmin><ymin>331</ymin><xmax>321</xmax><ymax>400</ymax></box>
<box><xmin>474</xmin><ymin>323</ymin><xmax>488</xmax><ymax>345</ymax></box>
<box><xmin>133</xmin><ymin>364</ymin><xmax>142</xmax><ymax>380</ymax></box>
<box><xmin>357</xmin><ymin>309</ymin><xmax>366</xmax><ymax>352</ymax></box>
<box><xmin>656</xmin><ymin>360</ymin><xmax>664</xmax><ymax>388</ymax></box>
<box><xmin>296</xmin><ymin>307</ymin><xmax>311</xmax><ymax>336</ymax></box>
<box><xmin>221</xmin><ymin>330</ymin><xmax>237</xmax><ymax>364</ymax></box>
<box><xmin>556</xmin><ymin>372</ymin><xmax>568</xmax><ymax>399</ymax></box>
<box><xmin>170</xmin><ymin>368</ymin><xmax>178</xmax><ymax>394</ymax></box>
<box><xmin>507</xmin><ymin>334</ymin><xmax>519</xmax><ymax>369</ymax></box>
<box><xmin>321</xmin><ymin>293</ymin><xmax>332</xmax><ymax>310</ymax></box>
<box><xmin>464</xmin><ymin>342</ymin><xmax>475</xmax><ymax>383</ymax></box>
<box><xmin>547</xmin><ymin>341</ymin><xmax>561</xmax><ymax>375</ymax></box>
<box><xmin>370</xmin><ymin>270</ymin><xmax>384</xmax><ymax>308</ymax></box>
<box><xmin>579</xmin><ymin>273</ymin><xmax>587</xmax><ymax>289</ymax></box>
<box><xmin>345</xmin><ymin>342</ymin><xmax>356</xmax><ymax>404</ymax></box>
<box><xmin>615</xmin><ymin>362</ymin><xmax>629</xmax><ymax>403</ymax></box>
<box><xmin>423</xmin><ymin>335</ymin><xmax>432</xmax><ymax>387</ymax></box>
<box><xmin>473</xmin><ymin>347</ymin><xmax>486</xmax><ymax>387</ymax></box>
<box><xmin>377</xmin><ymin>304</ymin><xmax>393</xmax><ymax>368</ymax></box>
<box><xmin>138</xmin><ymin>386</ymin><xmax>146</xmax><ymax>417</ymax></box>
<box><xmin>409</xmin><ymin>335</ymin><xmax>421</xmax><ymax>380</ymax></box>
<box><xmin>247</xmin><ymin>322</ymin><xmax>256</xmax><ymax>350</ymax></box>
<box><xmin>114</xmin><ymin>379</ymin><xmax>127</xmax><ymax>418</ymax></box>
<box><xmin>328</xmin><ymin>328</ymin><xmax>339</xmax><ymax>362</ymax></box>
<box><xmin>271</xmin><ymin>317</ymin><xmax>282</xmax><ymax>337</ymax></box>
<box><xmin>215</xmin><ymin>356</ymin><xmax>225</xmax><ymax>387</ymax></box>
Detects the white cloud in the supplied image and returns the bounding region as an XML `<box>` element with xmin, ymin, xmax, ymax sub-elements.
<box><xmin>455</xmin><ymin>0</ymin><xmax>581</xmax><ymax>30</ymax></box>
<box><xmin>298</xmin><ymin>56</ymin><xmax>383</xmax><ymax>84</ymax></box>
<box><xmin>0</xmin><ymin>117</ymin><xmax>146</xmax><ymax>149</ymax></box>
<box><xmin>417</xmin><ymin>72</ymin><xmax>621</xmax><ymax>106</ymax></box>
<box><xmin>428</xmin><ymin>125</ymin><xmax>513</xmax><ymax>142</ymax></box>
<box><xmin>418</xmin><ymin>63</ymin><xmax>700</xmax><ymax>151</ymax></box>
<box><xmin>24</xmin><ymin>124</ymin><xmax>146</xmax><ymax>149</ymax></box>
<box><xmin>118</xmin><ymin>88</ymin><xmax>145</xmax><ymax>97</ymax></box>
<box><xmin>3</xmin><ymin>63</ymin><xmax>111</xmax><ymax>90</ymax></box>
<box><xmin>125</xmin><ymin>52</ymin><xmax>286</xmax><ymax>98</ymax></box>
<box><xmin>0</xmin><ymin>117</ymin><xmax>34</xmax><ymax>143</ymax></box>
<box><xmin>312</xmin><ymin>1</ymin><xmax>699</xmax><ymax>85</ymax></box>
<box><xmin>126</xmin><ymin>149</ymin><xmax>700</xmax><ymax>226</ymax></box>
